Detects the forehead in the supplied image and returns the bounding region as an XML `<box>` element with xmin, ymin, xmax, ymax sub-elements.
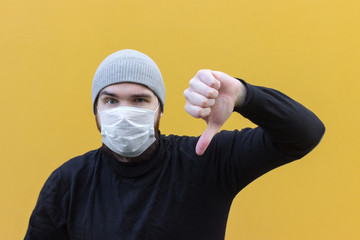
<box><xmin>99</xmin><ymin>82</ymin><xmax>156</xmax><ymax>97</ymax></box>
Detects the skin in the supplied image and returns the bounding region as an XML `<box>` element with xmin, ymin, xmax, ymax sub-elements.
<box><xmin>95</xmin><ymin>82</ymin><xmax>162</xmax><ymax>162</ymax></box>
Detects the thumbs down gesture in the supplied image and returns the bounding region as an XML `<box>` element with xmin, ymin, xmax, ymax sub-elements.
<box><xmin>184</xmin><ymin>70</ymin><xmax>247</xmax><ymax>156</ymax></box>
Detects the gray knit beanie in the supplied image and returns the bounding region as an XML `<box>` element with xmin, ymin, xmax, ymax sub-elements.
<box><xmin>92</xmin><ymin>49</ymin><xmax>165</xmax><ymax>113</ymax></box>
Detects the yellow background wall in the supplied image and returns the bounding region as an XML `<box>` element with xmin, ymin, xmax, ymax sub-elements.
<box><xmin>1</xmin><ymin>0</ymin><xmax>359</xmax><ymax>239</ymax></box>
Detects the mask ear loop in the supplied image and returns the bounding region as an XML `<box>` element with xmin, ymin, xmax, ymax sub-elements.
<box><xmin>95</xmin><ymin>101</ymin><xmax>102</xmax><ymax>114</ymax></box>
<box><xmin>154</xmin><ymin>104</ymin><xmax>160</xmax><ymax>113</ymax></box>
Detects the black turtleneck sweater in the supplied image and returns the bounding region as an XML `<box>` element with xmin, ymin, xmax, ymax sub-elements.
<box><xmin>25</xmin><ymin>81</ymin><xmax>325</xmax><ymax>240</ymax></box>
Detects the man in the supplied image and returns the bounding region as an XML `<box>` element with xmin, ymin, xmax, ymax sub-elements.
<box><xmin>25</xmin><ymin>49</ymin><xmax>325</xmax><ymax>240</ymax></box>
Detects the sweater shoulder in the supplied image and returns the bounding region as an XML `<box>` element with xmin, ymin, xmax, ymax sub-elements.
<box><xmin>34</xmin><ymin>149</ymin><xmax>101</xmax><ymax>210</ymax></box>
<box><xmin>58</xmin><ymin>149</ymin><xmax>100</xmax><ymax>172</ymax></box>
<box><xmin>48</xmin><ymin>148</ymin><xmax>102</xmax><ymax>188</ymax></box>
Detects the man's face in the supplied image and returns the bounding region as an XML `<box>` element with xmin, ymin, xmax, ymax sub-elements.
<box><xmin>95</xmin><ymin>82</ymin><xmax>162</xmax><ymax>132</ymax></box>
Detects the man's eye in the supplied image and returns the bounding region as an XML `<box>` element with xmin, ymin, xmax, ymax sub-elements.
<box><xmin>134</xmin><ymin>98</ymin><xmax>145</xmax><ymax>103</ymax></box>
<box><xmin>106</xmin><ymin>99</ymin><xmax>117</xmax><ymax>105</ymax></box>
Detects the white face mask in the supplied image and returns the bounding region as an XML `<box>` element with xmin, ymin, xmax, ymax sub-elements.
<box><xmin>98</xmin><ymin>105</ymin><xmax>159</xmax><ymax>158</ymax></box>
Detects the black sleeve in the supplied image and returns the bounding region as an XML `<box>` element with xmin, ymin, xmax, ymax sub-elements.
<box><xmin>24</xmin><ymin>170</ymin><xmax>70</xmax><ymax>240</ymax></box>
<box><xmin>211</xmin><ymin>79</ymin><xmax>325</xmax><ymax>196</ymax></box>
<box><xmin>235</xmin><ymin>79</ymin><xmax>325</xmax><ymax>158</ymax></box>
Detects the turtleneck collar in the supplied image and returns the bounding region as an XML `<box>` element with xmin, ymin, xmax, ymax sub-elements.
<box><xmin>101</xmin><ymin>136</ymin><xmax>163</xmax><ymax>177</ymax></box>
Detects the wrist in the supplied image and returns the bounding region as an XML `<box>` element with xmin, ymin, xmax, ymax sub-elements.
<box><xmin>234</xmin><ymin>79</ymin><xmax>247</xmax><ymax>109</ymax></box>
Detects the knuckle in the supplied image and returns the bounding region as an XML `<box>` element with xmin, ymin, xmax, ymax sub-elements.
<box><xmin>184</xmin><ymin>91</ymin><xmax>196</xmax><ymax>103</ymax></box>
<box><xmin>183</xmin><ymin>88</ymin><xmax>189</xmax><ymax>97</ymax></box>
<box><xmin>207</xmin><ymin>89</ymin><xmax>218</xmax><ymax>98</ymax></box>
<box><xmin>209</xmin><ymin>79</ymin><xmax>220</xmax><ymax>89</ymax></box>
<box><xmin>189</xmin><ymin>78</ymin><xmax>197</xmax><ymax>88</ymax></box>
<box><xmin>196</xmin><ymin>108</ymin><xmax>209</xmax><ymax>118</ymax></box>
<box><xmin>197</xmin><ymin>69</ymin><xmax>210</xmax><ymax>78</ymax></box>
<box><xmin>185</xmin><ymin>103</ymin><xmax>201</xmax><ymax>118</ymax></box>
<box><xmin>200</xmin><ymin>98</ymin><xmax>209</xmax><ymax>107</ymax></box>
<box><xmin>208</xmin><ymin>80</ymin><xmax>216</xmax><ymax>88</ymax></box>
<box><xmin>197</xmin><ymin>69</ymin><xmax>207</xmax><ymax>75</ymax></box>
<box><xmin>196</xmin><ymin>108</ymin><xmax>204</xmax><ymax>117</ymax></box>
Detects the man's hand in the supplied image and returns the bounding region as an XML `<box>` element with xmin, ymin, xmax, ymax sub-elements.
<box><xmin>184</xmin><ymin>70</ymin><xmax>247</xmax><ymax>156</ymax></box>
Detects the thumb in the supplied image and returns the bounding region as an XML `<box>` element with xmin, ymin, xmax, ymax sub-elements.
<box><xmin>195</xmin><ymin>123</ymin><xmax>221</xmax><ymax>156</ymax></box>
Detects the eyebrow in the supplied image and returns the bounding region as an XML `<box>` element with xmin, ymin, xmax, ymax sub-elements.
<box><xmin>99</xmin><ymin>90</ymin><xmax>118</xmax><ymax>98</ymax></box>
<box><xmin>131</xmin><ymin>93</ymin><xmax>152</xmax><ymax>99</ymax></box>
<box><xmin>99</xmin><ymin>91</ymin><xmax>153</xmax><ymax>99</ymax></box>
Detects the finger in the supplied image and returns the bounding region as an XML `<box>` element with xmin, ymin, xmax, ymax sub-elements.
<box><xmin>189</xmin><ymin>78</ymin><xmax>219</xmax><ymax>99</ymax></box>
<box><xmin>183</xmin><ymin>89</ymin><xmax>216</xmax><ymax>108</ymax></box>
<box><xmin>196</xmin><ymin>70</ymin><xmax>221</xmax><ymax>90</ymax></box>
<box><xmin>184</xmin><ymin>102</ymin><xmax>211</xmax><ymax>119</ymax></box>
<box><xmin>211</xmin><ymin>70</ymin><xmax>231</xmax><ymax>82</ymax></box>
<box><xmin>195</xmin><ymin>123</ymin><xmax>221</xmax><ymax>156</ymax></box>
